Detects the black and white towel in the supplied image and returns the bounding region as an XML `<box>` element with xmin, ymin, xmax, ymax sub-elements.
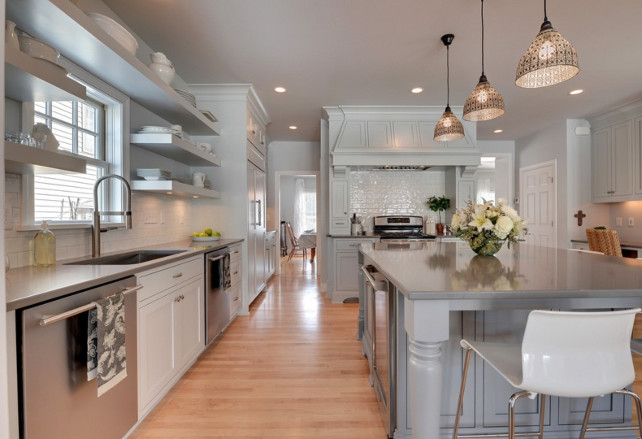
<box><xmin>87</xmin><ymin>292</ymin><xmax>127</xmax><ymax>397</ymax></box>
<box><xmin>223</xmin><ymin>253</ymin><xmax>232</xmax><ymax>289</ymax></box>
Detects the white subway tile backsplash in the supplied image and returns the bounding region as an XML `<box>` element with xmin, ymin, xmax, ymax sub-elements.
<box><xmin>4</xmin><ymin>174</ymin><xmax>194</xmax><ymax>268</ymax></box>
<box><xmin>349</xmin><ymin>170</ymin><xmax>446</xmax><ymax>229</ymax></box>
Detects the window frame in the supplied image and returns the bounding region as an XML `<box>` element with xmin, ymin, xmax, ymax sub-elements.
<box><xmin>19</xmin><ymin>57</ymin><xmax>130</xmax><ymax>230</ymax></box>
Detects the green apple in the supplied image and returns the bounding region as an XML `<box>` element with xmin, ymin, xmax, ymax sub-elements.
<box><xmin>213</xmin><ymin>231</ymin><xmax>221</xmax><ymax>236</ymax></box>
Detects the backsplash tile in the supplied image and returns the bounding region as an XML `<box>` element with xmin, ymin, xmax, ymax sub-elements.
<box><xmin>349</xmin><ymin>170</ymin><xmax>446</xmax><ymax>231</ymax></box>
<box><xmin>4</xmin><ymin>173</ymin><xmax>192</xmax><ymax>268</ymax></box>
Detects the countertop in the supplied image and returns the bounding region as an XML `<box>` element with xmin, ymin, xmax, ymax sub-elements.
<box><xmin>6</xmin><ymin>238</ymin><xmax>243</xmax><ymax>311</ymax></box>
<box><xmin>571</xmin><ymin>238</ymin><xmax>642</xmax><ymax>248</ymax></box>
<box><xmin>359</xmin><ymin>241</ymin><xmax>642</xmax><ymax>300</ymax></box>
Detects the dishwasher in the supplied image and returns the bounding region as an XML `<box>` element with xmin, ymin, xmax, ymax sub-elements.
<box><xmin>205</xmin><ymin>246</ymin><xmax>232</xmax><ymax>344</ymax></box>
<box><xmin>18</xmin><ymin>276</ymin><xmax>140</xmax><ymax>439</ymax></box>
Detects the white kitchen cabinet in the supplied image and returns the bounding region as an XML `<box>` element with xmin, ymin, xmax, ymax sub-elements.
<box><xmin>229</xmin><ymin>244</ymin><xmax>243</xmax><ymax>317</ymax></box>
<box><xmin>331</xmin><ymin>238</ymin><xmax>379</xmax><ymax>302</ymax></box>
<box><xmin>137</xmin><ymin>257</ymin><xmax>204</xmax><ymax>418</ymax></box>
<box><xmin>330</xmin><ymin>179</ymin><xmax>349</xmax><ymax>234</ymax></box>
<box><xmin>591</xmin><ymin>121</ymin><xmax>633</xmax><ymax>202</ymax></box>
<box><xmin>265</xmin><ymin>231</ymin><xmax>276</xmax><ymax>281</ymax></box>
<box><xmin>247</xmin><ymin>106</ymin><xmax>267</xmax><ymax>156</ymax></box>
<box><xmin>248</xmin><ymin>162</ymin><xmax>266</xmax><ymax>305</ymax></box>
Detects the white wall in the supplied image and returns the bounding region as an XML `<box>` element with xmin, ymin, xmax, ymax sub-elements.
<box><xmin>566</xmin><ymin>119</ymin><xmax>610</xmax><ymax>241</ymax></box>
<box><xmin>516</xmin><ymin>121</ymin><xmax>569</xmax><ymax>248</ymax></box>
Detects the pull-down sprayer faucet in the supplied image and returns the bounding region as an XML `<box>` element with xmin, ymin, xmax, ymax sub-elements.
<box><xmin>92</xmin><ymin>174</ymin><xmax>132</xmax><ymax>257</ymax></box>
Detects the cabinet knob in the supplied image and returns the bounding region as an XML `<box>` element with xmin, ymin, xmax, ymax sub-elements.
<box><xmin>172</xmin><ymin>272</ymin><xmax>183</xmax><ymax>278</ymax></box>
<box><xmin>233</xmin><ymin>297</ymin><xmax>239</xmax><ymax>301</ymax></box>
<box><xmin>174</xmin><ymin>296</ymin><xmax>181</xmax><ymax>302</ymax></box>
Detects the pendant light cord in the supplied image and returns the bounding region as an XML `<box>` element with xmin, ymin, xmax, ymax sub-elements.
<box><xmin>543</xmin><ymin>0</ymin><xmax>548</xmax><ymax>21</ymax></box>
<box><xmin>446</xmin><ymin>44</ymin><xmax>450</xmax><ymax>107</ymax></box>
<box><xmin>481</xmin><ymin>0</ymin><xmax>485</xmax><ymax>76</ymax></box>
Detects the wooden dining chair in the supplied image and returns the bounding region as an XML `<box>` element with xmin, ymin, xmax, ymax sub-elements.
<box><xmin>285</xmin><ymin>221</ymin><xmax>307</xmax><ymax>261</ymax></box>
<box><xmin>586</xmin><ymin>229</ymin><xmax>622</xmax><ymax>257</ymax></box>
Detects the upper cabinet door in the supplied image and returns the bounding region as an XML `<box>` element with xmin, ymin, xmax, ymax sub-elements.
<box><xmin>591</xmin><ymin>127</ymin><xmax>612</xmax><ymax>200</ymax></box>
<box><xmin>611</xmin><ymin>120</ymin><xmax>633</xmax><ymax>197</ymax></box>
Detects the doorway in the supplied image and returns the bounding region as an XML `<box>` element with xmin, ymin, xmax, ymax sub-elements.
<box><xmin>519</xmin><ymin>160</ymin><xmax>557</xmax><ymax>247</ymax></box>
<box><xmin>274</xmin><ymin>172</ymin><xmax>319</xmax><ymax>275</ymax></box>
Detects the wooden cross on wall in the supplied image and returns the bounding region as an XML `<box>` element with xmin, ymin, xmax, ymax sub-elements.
<box><xmin>574</xmin><ymin>210</ymin><xmax>586</xmax><ymax>226</ymax></box>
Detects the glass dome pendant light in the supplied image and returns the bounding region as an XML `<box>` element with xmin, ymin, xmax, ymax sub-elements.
<box><xmin>434</xmin><ymin>34</ymin><xmax>465</xmax><ymax>142</ymax></box>
<box><xmin>463</xmin><ymin>0</ymin><xmax>505</xmax><ymax>122</ymax></box>
<box><xmin>515</xmin><ymin>0</ymin><xmax>579</xmax><ymax>88</ymax></box>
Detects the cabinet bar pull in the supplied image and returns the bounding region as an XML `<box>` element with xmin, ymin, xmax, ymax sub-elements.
<box><xmin>172</xmin><ymin>272</ymin><xmax>183</xmax><ymax>279</ymax></box>
<box><xmin>39</xmin><ymin>284</ymin><xmax>143</xmax><ymax>326</ymax></box>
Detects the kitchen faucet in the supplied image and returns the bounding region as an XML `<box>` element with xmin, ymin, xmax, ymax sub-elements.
<box><xmin>92</xmin><ymin>174</ymin><xmax>132</xmax><ymax>257</ymax></box>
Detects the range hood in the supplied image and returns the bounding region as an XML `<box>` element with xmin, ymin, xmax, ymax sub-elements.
<box><xmin>324</xmin><ymin>106</ymin><xmax>481</xmax><ymax>168</ymax></box>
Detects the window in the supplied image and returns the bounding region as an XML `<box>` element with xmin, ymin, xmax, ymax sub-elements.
<box><xmin>302</xmin><ymin>191</ymin><xmax>317</xmax><ymax>232</ymax></box>
<box><xmin>22</xmin><ymin>62</ymin><xmax>127</xmax><ymax>227</ymax></box>
<box><xmin>33</xmin><ymin>99</ymin><xmax>106</xmax><ymax>222</ymax></box>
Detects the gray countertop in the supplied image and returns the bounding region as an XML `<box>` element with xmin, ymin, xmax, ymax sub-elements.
<box><xmin>359</xmin><ymin>241</ymin><xmax>642</xmax><ymax>300</ymax></box>
<box><xmin>6</xmin><ymin>238</ymin><xmax>243</xmax><ymax>311</ymax></box>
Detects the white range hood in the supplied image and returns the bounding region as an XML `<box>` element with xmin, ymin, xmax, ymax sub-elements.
<box><xmin>323</xmin><ymin>106</ymin><xmax>481</xmax><ymax>168</ymax></box>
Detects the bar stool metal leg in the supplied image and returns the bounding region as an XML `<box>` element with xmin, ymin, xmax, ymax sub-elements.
<box><xmin>452</xmin><ymin>348</ymin><xmax>473</xmax><ymax>439</ymax></box>
<box><xmin>508</xmin><ymin>391</ymin><xmax>533</xmax><ymax>439</ymax></box>
<box><xmin>537</xmin><ymin>395</ymin><xmax>545</xmax><ymax>439</ymax></box>
<box><xmin>580</xmin><ymin>390</ymin><xmax>642</xmax><ymax>438</ymax></box>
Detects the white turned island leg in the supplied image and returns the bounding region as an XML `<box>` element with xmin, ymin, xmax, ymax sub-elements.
<box><xmin>404</xmin><ymin>298</ymin><xmax>450</xmax><ymax>439</ymax></box>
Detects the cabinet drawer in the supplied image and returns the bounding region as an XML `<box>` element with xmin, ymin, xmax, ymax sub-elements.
<box><xmin>229</xmin><ymin>245</ymin><xmax>241</xmax><ymax>262</ymax></box>
<box><xmin>332</xmin><ymin>219</ymin><xmax>349</xmax><ymax>228</ymax></box>
<box><xmin>230</xmin><ymin>259</ymin><xmax>241</xmax><ymax>284</ymax></box>
<box><xmin>336</xmin><ymin>239</ymin><xmax>374</xmax><ymax>251</ymax></box>
<box><xmin>137</xmin><ymin>256</ymin><xmax>202</xmax><ymax>302</ymax></box>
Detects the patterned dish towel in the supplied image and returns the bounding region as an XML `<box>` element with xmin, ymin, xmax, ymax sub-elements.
<box><xmin>223</xmin><ymin>252</ymin><xmax>232</xmax><ymax>289</ymax></box>
<box><xmin>87</xmin><ymin>292</ymin><xmax>127</xmax><ymax>397</ymax></box>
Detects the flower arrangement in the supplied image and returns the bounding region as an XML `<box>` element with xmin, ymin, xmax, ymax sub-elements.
<box><xmin>450</xmin><ymin>199</ymin><xmax>527</xmax><ymax>256</ymax></box>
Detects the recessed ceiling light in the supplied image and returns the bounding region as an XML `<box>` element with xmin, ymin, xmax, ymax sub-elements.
<box><xmin>289</xmin><ymin>125</ymin><xmax>298</xmax><ymax>130</ymax></box>
<box><xmin>493</xmin><ymin>129</ymin><xmax>503</xmax><ymax>134</ymax></box>
<box><xmin>569</xmin><ymin>89</ymin><xmax>584</xmax><ymax>95</ymax></box>
<box><xmin>274</xmin><ymin>86</ymin><xmax>287</xmax><ymax>93</ymax></box>
<box><xmin>411</xmin><ymin>87</ymin><xmax>424</xmax><ymax>94</ymax></box>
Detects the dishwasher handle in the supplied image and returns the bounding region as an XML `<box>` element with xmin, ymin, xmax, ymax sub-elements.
<box><xmin>39</xmin><ymin>284</ymin><xmax>143</xmax><ymax>327</ymax></box>
<box><xmin>361</xmin><ymin>265</ymin><xmax>388</xmax><ymax>290</ymax></box>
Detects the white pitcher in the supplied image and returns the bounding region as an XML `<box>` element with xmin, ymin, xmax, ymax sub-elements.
<box><xmin>192</xmin><ymin>172</ymin><xmax>205</xmax><ymax>187</ymax></box>
<box><xmin>148</xmin><ymin>52</ymin><xmax>175</xmax><ymax>85</ymax></box>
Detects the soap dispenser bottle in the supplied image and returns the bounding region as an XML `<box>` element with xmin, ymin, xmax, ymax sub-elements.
<box><xmin>34</xmin><ymin>220</ymin><xmax>56</xmax><ymax>267</ymax></box>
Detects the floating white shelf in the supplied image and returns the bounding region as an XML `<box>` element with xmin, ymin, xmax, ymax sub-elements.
<box><xmin>7</xmin><ymin>0</ymin><xmax>219</xmax><ymax>135</ymax></box>
<box><xmin>132</xmin><ymin>180</ymin><xmax>221</xmax><ymax>199</ymax></box>
<box><xmin>130</xmin><ymin>133</ymin><xmax>221</xmax><ymax>167</ymax></box>
<box><xmin>5</xmin><ymin>141</ymin><xmax>87</xmax><ymax>174</ymax></box>
<box><xmin>5</xmin><ymin>46</ymin><xmax>87</xmax><ymax>102</ymax></box>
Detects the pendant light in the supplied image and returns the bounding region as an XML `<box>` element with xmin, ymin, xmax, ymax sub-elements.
<box><xmin>434</xmin><ymin>34</ymin><xmax>465</xmax><ymax>142</ymax></box>
<box><xmin>515</xmin><ymin>0</ymin><xmax>579</xmax><ymax>88</ymax></box>
<box><xmin>463</xmin><ymin>0</ymin><xmax>504</xmax><ymax>122</ymax></box>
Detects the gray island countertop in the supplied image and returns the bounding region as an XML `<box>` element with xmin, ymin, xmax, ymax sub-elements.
<box><xmin>359</xmin><ymin>241</ymin><xmax>642</xmax><ymax>300</ymax></box>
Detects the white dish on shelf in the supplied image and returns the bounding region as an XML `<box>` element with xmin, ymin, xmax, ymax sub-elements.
<box><xmin>191</xmin><ymin>236</ymin><xmax>220</xmax><ymax>242</ymax></box>
<box><xmin>86</xmin><ymin>12</ymin><xmax>138</xmax><ymax>56</ymax></box>
<box><xmin>18</xmin><ymin>34</ymin><xmax>59</xmax><ymax>64</ymax></box>
<box><xmin>137</xmin><ymin>168</ymin><xmax>171</xmax><ymax>180</ymax></box>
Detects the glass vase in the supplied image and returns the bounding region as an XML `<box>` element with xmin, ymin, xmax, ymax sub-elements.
<box><xmin>470</xmin><ymin>237</ymin><xmax>504</xmax><ymax>256</ymax></box>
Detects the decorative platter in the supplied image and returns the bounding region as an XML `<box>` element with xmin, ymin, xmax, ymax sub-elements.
<box><xmin>191</xmin><ymin>236</ymin><xmax>220</xmax><ymax>241</ymax></box>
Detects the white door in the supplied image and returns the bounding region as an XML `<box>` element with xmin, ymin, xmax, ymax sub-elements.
<box><xmin>520</xmin><ymin>161</ymin><xmax>556</xmax><ymax>247</ymax></box>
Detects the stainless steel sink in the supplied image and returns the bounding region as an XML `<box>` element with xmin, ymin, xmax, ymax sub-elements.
<box><xmin>64</xmin><ymin>250</ymin><xmax>186</xmax><ymax>265</ymax></box>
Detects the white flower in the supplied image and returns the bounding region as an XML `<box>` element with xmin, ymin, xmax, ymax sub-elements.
<box><xmin>501</xmin><ymin>205</ymin><xmax>520</xmax><ymax>222</ymax></box>
<box><xmin>469</xmin><ymin>212</ymin><xmax>493</xmax><ymax>231</ymax></box>
<box><xmin>451</xmin><ymin>214</ymin><xmax>461</xmax><ymax>231</ymax></box>
<box><xmin>495</xmin><ymin>215</ymin><xmax>514</xmax><ymax>239</ymax></box>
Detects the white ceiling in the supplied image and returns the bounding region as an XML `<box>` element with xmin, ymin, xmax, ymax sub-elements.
<box><xmin>104</xmin><ymin>0</ymin><xmax>642</xmax><ymax>143</ymax></box>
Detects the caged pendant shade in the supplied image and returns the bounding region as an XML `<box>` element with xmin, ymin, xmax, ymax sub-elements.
<box><xmin>463</xmin><ymin>0</ymin><xmax>504</xmax><ymax>122</ymax></box>
<box><xmin>434</xmin><ymin>34</ymin><xmax>465</xmax><ymax>142</ymax></box>
<box><xmin>515</xmin><ymin>0</ymin><xmax>579</xmax><ymax>88</ymax></box>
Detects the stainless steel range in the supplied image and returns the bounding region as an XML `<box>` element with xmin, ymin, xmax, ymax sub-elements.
<box><xmin>374</xmin><ymin>215</ymin><xmax>436</xmax><ymax>242</ymax></box>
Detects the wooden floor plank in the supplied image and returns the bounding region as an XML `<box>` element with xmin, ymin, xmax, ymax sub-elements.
<box><xmin>130</xmin><ymin>256</ymin><xmax>385</xmax><ymax>438</ymax></box>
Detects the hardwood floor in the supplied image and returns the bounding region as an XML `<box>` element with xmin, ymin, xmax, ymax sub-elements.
<box><xmin>130</xmin><ymin>255</ymin><xmax>385</xmax><ymax>438</ymax></box>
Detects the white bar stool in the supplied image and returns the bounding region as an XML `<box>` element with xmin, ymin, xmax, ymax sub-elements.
<box><xmin>452</xmin><ymin>309</ymin><xmax>642</xmax><ymax>439</ymax></box>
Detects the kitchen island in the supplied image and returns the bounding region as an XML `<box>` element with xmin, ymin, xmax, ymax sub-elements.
<box><xmin>359</xmin><ymin>241</ymin><xmax>642</xmax><ymax>439</ymax></box>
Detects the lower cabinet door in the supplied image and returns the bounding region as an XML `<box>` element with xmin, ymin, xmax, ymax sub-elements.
<box><xmin>138</xmin><ymin>292</ymin><xmax>175</xmax><ymax>412</ymax></box>
<box><xmin>174</xmin><ymin>278</ymin><xmax>204</xmax><ymax>371</ymax></box>
<box><xmin>335</xmin><ymin>251</ymin><xmax>359</xmax><ymax>291</ymax></box>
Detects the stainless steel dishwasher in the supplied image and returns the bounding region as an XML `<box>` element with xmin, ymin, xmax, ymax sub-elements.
<box><xmin>205</xmin><ymin>246</ymin><xmax>232</xmax><ymax>344</ymax></box>
<box><xmin>18</xmin><ymin>276</ymin><xmax>140</xmax><ymax>439</ymax></box>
